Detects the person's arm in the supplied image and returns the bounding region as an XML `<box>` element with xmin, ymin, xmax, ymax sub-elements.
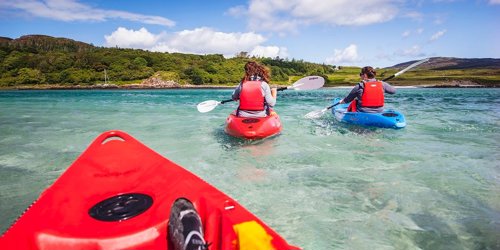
<box><xmin>232</xmin><ymin>83</ymin><xmax>242</xmax><ymax>100</ymax></box>
<box><xmin>340</xmin><ymin>84</ymin><xmax>361</xmax><ymax>104</ymax></box>
<box><xmin>382</xmin><ymin>81</ymin><xmax>396</xmax><ymax>94</ymax></box>
<box><xmin>271</xmin><ymin>88</ymin><xmax>277</xmax><ymax>99</ymax></box>
<box><xmin>262</xmin><ymin>82</ymin><xmax>276</xmax><ymax>107</ymax></box>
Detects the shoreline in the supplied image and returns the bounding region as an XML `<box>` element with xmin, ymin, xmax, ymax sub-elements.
<box><xmin>0</xmin><ymin>84</ymin><xmax>236</xmax><ymax>91</ymax></box>
<box><xmin>0</xmin><ymin>83</ymin><xmax>497</xmax><ymax>91</ymax></box>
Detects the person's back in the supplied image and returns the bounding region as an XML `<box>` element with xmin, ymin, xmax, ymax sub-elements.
<box><xmin>232</xmin><ymin>61</ymin><xmax>277</xmax><ymax>118</ymax></box>
<box><xmin>339</xmin><ymin>66</ymin><xmax>396</xmax><ymax>113</ymax></box>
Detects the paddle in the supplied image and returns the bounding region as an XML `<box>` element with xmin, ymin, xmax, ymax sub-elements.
<box><xmin>304</xmin><ymin>58</ymin><xmax>429</xmax><ymax>119</ymax></box>
<box><xmin>196</xmin><ymin>76</ymin><xmax>325</xmax><ymax>113</ymax></box>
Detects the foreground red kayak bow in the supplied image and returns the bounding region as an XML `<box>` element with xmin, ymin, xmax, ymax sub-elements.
<box><xmin>0</xmin><ymin>130</ymin><xmax>299</xmax><ymax>250</ymax></box>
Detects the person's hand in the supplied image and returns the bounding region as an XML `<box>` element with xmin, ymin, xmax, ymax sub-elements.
<box><xmin>338</xmin><ymin>99</ymin><xmax>344</xmax><ymax>104</ymax></box>
<box><xmin>271</xmin><ymin>88</ymin><xmax>277</xmax><ymax>98</ymax></box>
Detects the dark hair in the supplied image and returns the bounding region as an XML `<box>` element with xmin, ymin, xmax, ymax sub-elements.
<box><xmin>360</xmin><ymin>66</ymin><xmax>376</xmax><ymax>78</ymax></box>
<box><xmin>242</xmin><ymin>61</ymin><xmax>271</xmax><ymax>83</ymax></box>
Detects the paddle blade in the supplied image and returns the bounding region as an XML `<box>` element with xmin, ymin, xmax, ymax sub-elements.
<box><xmin>290</xmin><ymin>76</ymin><xmax>325</xmax><ymax>90</ymax></box>
<box><xmin>197</xmin><ymin>100</ymin><xmax>220</xmax><ymax>113</ymax></box>
<box><xmin>304</xmin><ymin>108</ymin><xmax>327</xmax><ymax>119</ymax></box>
<box><xmin>394</xmin><ymin>58</ymin><xmax>429</xmax><ymax>77</ymax></box>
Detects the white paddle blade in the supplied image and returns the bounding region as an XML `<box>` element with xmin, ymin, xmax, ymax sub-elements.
<box><xmin>290</xmin><ymin>76</ymin><xmax>325</xmax><ymax>90</ymax></box>
<box><xmin>395</xmin><ymin>58</ymin><xmax>429</xmax><ymax>77</ymax></box>
<box><xmin>304</xmin><ymin>108</ymin><xmax>327</xmax><ymax>119</ymax></box>
<box><xmin>197</xmin><ymin>100</ymin><xmax>220</xmax><ymax>113</ymax></box>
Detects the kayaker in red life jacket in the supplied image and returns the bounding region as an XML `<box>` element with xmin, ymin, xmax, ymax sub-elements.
<box><xmin>338</xmin><ymin>66</ymin><xmax>396</xmax><ymax>113</ymax></box>
<box><xmin>231</xmin><ymin>61</ymin><xmax>277</xmax><ymax>117</ymax></box>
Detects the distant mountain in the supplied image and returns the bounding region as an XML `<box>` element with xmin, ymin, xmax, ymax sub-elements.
<box><xmin>0</xmin><ymin>36</ymin><xmax>13</xmax><ymax>43</ymax></box>
<box><xmin>0</xmin><ymin>35</ymin><xmax>94</xmax><ymax>52</ymax></box>
<box><xmin>389</xmin><ymin>57</ymin><xmax>500</xmax><ymax>70</ymax></box>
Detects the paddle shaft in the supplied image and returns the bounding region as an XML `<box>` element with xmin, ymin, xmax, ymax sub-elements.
<box><xmin>382</xmin><ymin>58</ymin><xmax>429</xmax><ymax>82</ymax></box>
<box><xmin>382</xmin><ymin>75</ymin><xmax>395</xmax><ymax>81</ymax></box>
<box><xmin>324</xmin><ymin>74</ymin><xmax>401</xmax><ymax>109</ymax></box>
<box><xmin>220</xmin><ymin>86</ymin><xmax>290</xmax><ymax>104</ymax></box>
<box><xmin>330</xmin><ymin>58</ymin><xmax>429</xmax><ymax>109</ymax></box>
<box><xmin>327</xmin><ymin>102</ymin><xmax>340</xmax><ymax>110</ymax></box>
<box><xmin>220</xmin><ymin>99</ymin><xmax>234</xmax><ymax>104</ymax></box>
<box><xmin>305</xmin><ymin>58</ymin><xmax>428</xmax><ymax>119</ymax></box>
<box><xmin>199</xmin><ymin>75</ymin><xmax>324</xmax><ymax>113</ymax></box>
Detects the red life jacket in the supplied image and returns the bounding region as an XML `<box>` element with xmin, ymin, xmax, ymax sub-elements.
<box><xmin>360</xmin><ymin>81</ymin><xmax>384</xmax><ymax>107</ymax></box>
<box><xmin>238</xmin><ymin>80</ymin><xmax>265</xmax><ymax>111</ymax></box>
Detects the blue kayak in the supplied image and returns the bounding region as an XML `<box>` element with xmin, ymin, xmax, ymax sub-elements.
<box><xmin>331</xmin><ymin>98</ymin><xmax>406</xmax><ymax>129</ymax></box>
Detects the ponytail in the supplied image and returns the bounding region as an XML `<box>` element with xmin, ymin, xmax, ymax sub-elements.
<box><xmin>361</xmin><ymin>66</ymin><xmax>376</xmax><ymax>78</ymax></box>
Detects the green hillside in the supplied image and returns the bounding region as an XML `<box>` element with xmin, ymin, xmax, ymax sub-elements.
<box><xmin>0</xmin><ymin>35</ymin><xmax>499</xmax><ymax>89</ymax></box>
<box><xmin>0</xmin><ymin>35</ymin><xmax>334</xmax><ymax>89</ymax></box>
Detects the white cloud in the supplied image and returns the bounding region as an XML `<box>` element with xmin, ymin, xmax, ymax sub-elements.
<box><xmin>0</xmin><ymin>0</ymin><xmax>175</xmax><ymax>27</ymax></box>
<box><xmin>404</xmin><ymin>11</ymin><xmax>423</xmax><ymax>22</ymax></box>
<box><xmin>105</xmin><ymin>27</ymin><xmax>161</xmax><ymax>48</ymax></box>
<box><xmin>489</xmin><ymin>0</ymin><xmax>500</xmax><ymax>4</ymax></box>
<box><xmin>402</xmin><ymin>28</ymin><xmax>424</xmax><ymax>38</ymax></box>
<box><xmin>105</xmin><ymin>27</ymin><xmax>282</xmax><ymax>59</ymax></box>
<box><xmin>226</xmin><ymin>5</ymin><xmax>246</xmax><ymax>17</ymax></box>
<box><xmin>397</xmin><ymin>45</ymin><xmax>424</xmax><ymax>57</ymax></box>
<box><xmin>238</xmin><ymin>0</ymin><xmax>400</xmax><ymax>33</ymax></box>
<box><xmin>149</xmin><ymin>43</ymin><xmax>180</xmax><ymax>54</ymax></box>
<box><xmin>154</xmin><ymin>27</ymin><xmax>267</xmax><ymax>57</ymax></box>
<box><xmin>429</xmin><ymin>29</ymin><xmax>446</xmax><ymax>42</ymax></box>
<box><xmin>325</xmin><ymin>44</ymin><xmax>360</xmax><ymax>65</ymax></box>
<box><xmin>250</xmin><ymin>46</ymin><xmax>289</xmax><ymax>58</ymax></box>
<box><xmin>391</xmin><ymin>44</ymin><xmax>429</xmax><ymax>61</ymax></box>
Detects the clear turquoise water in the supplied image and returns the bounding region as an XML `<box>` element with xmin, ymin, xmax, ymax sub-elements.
<box><xmin>0</xmin><ymin>88</ymin><xmax>499</xmax><ymax>249</ymax></box>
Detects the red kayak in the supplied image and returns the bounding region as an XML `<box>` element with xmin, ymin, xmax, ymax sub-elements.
<box><xmin>0</xmin><ymin>130</ymin><xmax>299</xmax><ymax>250</ymax></box>
<box><xmin>225</xmin><ymin>111</ymin><xmax>282</xmax><ymax>140</ymax></box>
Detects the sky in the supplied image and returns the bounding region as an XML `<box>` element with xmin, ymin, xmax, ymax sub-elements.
<box><xmin>0</xmin><ymin>0</ymin><xmax>499</xmax><ymax>67</ymax></box>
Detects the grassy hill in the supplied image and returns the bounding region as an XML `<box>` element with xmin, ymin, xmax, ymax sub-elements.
<box><xmin>381</xmin><ymin>57</ymin><xmax>500</xmax><ymax>87</ymax></box>
<box><xmin>0</xmin><ymin>35</ymin><xmax>498</xmax><ymax>89</ymax></box>
<box><xmin>391</xmin><ymin>57</ymin><xmax>500</xmax><ymax>70</ymax></box>
<box><xmin>325</xmin><ymin>57</ymin><xmax>500</xmax><ymax>87</ymax></box>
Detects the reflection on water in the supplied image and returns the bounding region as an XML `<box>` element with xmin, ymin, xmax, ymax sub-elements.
<box><xmin>212</xmin><ymin>123</ymin><xmax>281</xmax><ymax>156</ymax></box>
<box><xmin>307</xmin><ymin>116</ymin><xmax>383</xmax><ymax>137</ymax></box>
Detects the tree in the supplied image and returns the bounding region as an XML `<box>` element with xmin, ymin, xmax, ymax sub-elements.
<box><xmin>3</xmin><ymin>51</ymin><xmax>25</xmax><ymax>70</ymax></box>
<box><xmin>184</xmin><ymin>67</ymin><xmax>208</xmax><ymax>85</ymax></box>
<box><xmin>236</xmin><ymin>51</ymin><xmax>249</xmax><ymax>58</ymax></box>
<box><xmin>17</xmin><ymin>68</ymin><xmax>45</xmax><ymax>84</ymax></box>
<box><xmin>133</xmin><ymin>57</ymin><xmax>148</xmax><ymax>68</ymax></box>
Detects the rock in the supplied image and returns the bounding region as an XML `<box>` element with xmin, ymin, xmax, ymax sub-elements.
<box><xmin>128</xmin><ymin>77</ymin><xmax>180</xmax><ymax>89</ymax></box>
<box><xmin>93</xmin><ymin>83</ymin><xmax>119</xmax><ymax>89</ymax></box>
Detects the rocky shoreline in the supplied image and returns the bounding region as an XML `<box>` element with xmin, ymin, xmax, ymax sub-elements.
<box><xmin>4</xmin><ymin>84</ymin><xmax>494</xmax><ymax>90</ymax></box>
<box><xmin>419</xmin><ymin>80</ymin><xmax>494</xmax><ymax>88</ymax></box>
<box><xmin>1</xmin><ymin>78</ymin><xmax>497</xmax><ymax>90</ymax></box>
<box><xmin>5</xmin><ymin>77</ymin><xmax>236</xmax><ymax>90</ymax></box>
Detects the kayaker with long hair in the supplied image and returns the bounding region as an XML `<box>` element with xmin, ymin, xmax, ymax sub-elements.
<box><xmin>338</xmin><ymin>66</ymin><xmax>396</xmax><ymax>113</ymax></box>
<box><xmin>231</xmin><ymin>61</ymin><xmax>277</xmax><ymax>117</ymax></box>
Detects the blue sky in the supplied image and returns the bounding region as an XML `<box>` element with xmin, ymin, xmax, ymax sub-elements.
<box><xmin>0</xmin><ymin>0</ymin><xmax>499</xmax><ymax>67</ymax></box>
